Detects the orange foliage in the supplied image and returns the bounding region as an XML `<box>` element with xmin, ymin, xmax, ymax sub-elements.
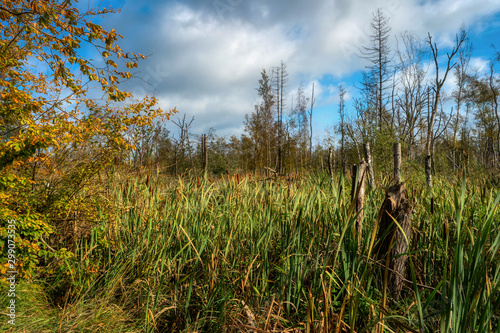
<box><xmin>0</xmin><ymin>0</ymin><xmax>176</xmax><ymax>277</ymax></box>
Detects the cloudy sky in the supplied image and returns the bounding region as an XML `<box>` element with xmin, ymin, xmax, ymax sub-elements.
<box><xmin>92</xmin><ymin>0</ymin><xmax>500</xmax><ymax>142</ymax></box>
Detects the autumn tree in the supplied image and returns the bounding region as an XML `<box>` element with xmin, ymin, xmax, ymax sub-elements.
<box><xmin>0</xmin><ymin>0</ymin><xmax>175</xmax><ymax>276</ymax></box>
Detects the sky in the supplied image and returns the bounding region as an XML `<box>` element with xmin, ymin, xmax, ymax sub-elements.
<box><xmin>89</xmin><ymin>0</ymin><xmax>500</xmax><ymax>143</ymax></box>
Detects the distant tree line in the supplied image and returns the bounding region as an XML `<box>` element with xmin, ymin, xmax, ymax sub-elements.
<box><xmin>128</xmin><ymin>9</ymin><xmax>500</xmax><ymax>184</ymax></box>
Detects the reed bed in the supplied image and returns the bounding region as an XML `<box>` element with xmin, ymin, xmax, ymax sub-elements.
<box><xmin>3</xmin><ymin>172</ymin><xmax>499</xmax><ymax>332</ymax></box>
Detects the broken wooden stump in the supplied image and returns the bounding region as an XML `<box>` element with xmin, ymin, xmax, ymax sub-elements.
<box><xmin>375</xmin><ymin>182</ymin><xmax>413</xmax><ymax>299</ymax></box>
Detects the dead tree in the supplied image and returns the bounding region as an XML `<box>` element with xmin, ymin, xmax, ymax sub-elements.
<box><xmin>201</xmin><ymin>134</ymin><xmax>208</xmax><ymax>177</ymax></box>
<box><xmin>363</xmin><ymin>142</ymin><xmax>376</xmax><ymax>189</ymax></box>
<box><xmin>351</xmin><ymin>161</ymin><xmax>367</xmax><ymax>242</ymax></box>
<box><xmin>308</xmin><ymin>82</ymin><xmax>315</xmax><ymax>168</ymax></box>
<box><xmin>360</xmin><ymin>9</ymin><xmax>392</xmax><ymax>129</ymax></box>
<box><xmin>328</xmin><ymin>146</ymin><xmax>334</xmax><ymax>182</ymax></box>
<box><xmin>426</xmin><ymin>29</ymin><xmax>467</xmax><ymax>188</ymax></box>
<box><xmin>393</xmin><ymin>142</ymin><xmax>401</xmax><ymax>183</ymax></box>
<box><xmin>338</xmin><ymin>84</ymin><xmax>347</xmax><ymax>173</ymax></box>
<box><xmin>173</xmin><ymin>114</ymin><xmax>195</xmax><ymax>174</ymax></box>
<box><xmin>395</xmin><ymin>31</ymin><xmax>427</xmax><ymax>162</ymax></box>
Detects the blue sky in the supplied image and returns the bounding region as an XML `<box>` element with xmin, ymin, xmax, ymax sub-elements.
<box><xmin>89</xmin><ymin>0</ymin><xmax>500</xmax><ymax>143</ymax></box>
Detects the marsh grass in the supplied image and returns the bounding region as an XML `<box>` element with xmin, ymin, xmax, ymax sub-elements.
<box><xmin>3</xmin><ymin>171</ymin><xmax>499</xmax><ymax>332</ymax></box>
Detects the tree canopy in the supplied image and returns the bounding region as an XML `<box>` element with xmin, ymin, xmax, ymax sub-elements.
<box><xmin>0</xmin><ymin>0</ymin><xmax>176</xmax><ymax>277</ymax></box>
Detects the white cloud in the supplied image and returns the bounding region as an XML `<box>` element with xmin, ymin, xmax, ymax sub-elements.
<box><xmin>101</xmin><ymin>0</ymin><xmax>500</xmax><ymax>137</ymax></box>
<box><xmin>469</xmin><ymin>57</ymin><xmax>490</xmax><ymax>74</ymax></box>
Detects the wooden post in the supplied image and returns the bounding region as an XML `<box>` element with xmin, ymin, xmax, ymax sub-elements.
<box><xmin>394</xmin><ymin>142</ymin><xmax>401</xmax><ymax>184</ymax></box>
<box><xmin>363</xmin><ymin>142</ymin><xmax>376</xmax><ymax>189</ymax></box>
<box><xmin>376</xmin><ymin>182</ymin><xmax>413</xmax><ymax>299</ymax></box>
<box><xmin>351</xmin><ymin>160</ymin><xmax>367</xmax><ymax>241</ymax></box>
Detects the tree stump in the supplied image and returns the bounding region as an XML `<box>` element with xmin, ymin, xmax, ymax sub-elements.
<box><xmin>376</xmin><ymin>182</ymin><xmax>413</xmax><ymax>299</ymax></box>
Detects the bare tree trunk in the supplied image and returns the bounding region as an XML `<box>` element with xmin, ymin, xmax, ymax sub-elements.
<box><xmin>394</xmin><ymin>142</ymin><xmax>401</xmax><ymax>184</ymax></box>
<box><xmin>453</xmin><ymin>105</ymin><xmax>460</xmax><ymax>172</ymax></box>
<box><xmin>309</xmin><ymin>83</ymin><xmax>315</xmax><ymax>169</ymax></box>
<box><xmin>363</xmin><ymin>142</ymin><xmax>376</xmax><ymax>189</ymax></box>
<box><xmin>425</xmin><ymin>86</ymin><xmax>434</xmax><ymax>190</ymax></box>
<box><xmin>338</xmin><ymin>84</ymin><xmax>346</xmax><ymax>174</ymax></box>
<box><xmin>202</xmin><ymin>134</ymin><xmax>208</xmax><ymax>177</ymax></box>
<box><xmin>351</xmin><ymin>161</ymin><xmax>367</xmax><ymax>242</ymax></box>
<box><xmin>408</xmin><ymin>131</ymin><xmax>413</xmax><ymax>161</ymax></box>
<box><xmin>425</xmin><ymin>154</ymin><xmax>432</xmax><ymax>189</ymax></box>
<box><xmin>431</xmin><ymin>138</ymin><xmax>437</xmax><ymax>176</ymax></box>
<box><xmin>346</xmin><ymin>124</ymin><xmax>361</xmax><ymax>162</ymax></box>
<box><xmin>328</xmin><ymin>146</ymin><xmax>334</xmax><ymax>181</ymax></box>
